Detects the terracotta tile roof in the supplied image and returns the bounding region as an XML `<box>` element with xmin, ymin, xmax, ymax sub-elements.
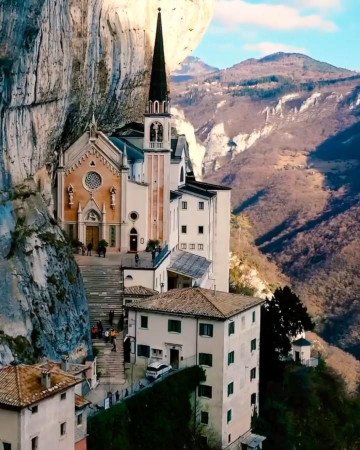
<box><xmin>75</xmin><ymin>394</ymin><xmax>91</xmax><ymax>409</ymax></box>
<box><xmin>127</xmin><ymin>288</ymin><xmax>264</xmax><ymax>320</ymax></box>
<box><xmin>125</xmin><ymin>286</ymin><xmax>158</xmax><ymax>296</ymax></box>
<box><xmin>0</xmin><ymin>363</ymin><xmax>79</xmax><ymax>409</ymax></box>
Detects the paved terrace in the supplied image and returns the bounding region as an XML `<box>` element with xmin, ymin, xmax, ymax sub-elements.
<box><xmin>75</xmin><ymin>246</ymin><xmax>169</xmax><ymax>269</ymax></box>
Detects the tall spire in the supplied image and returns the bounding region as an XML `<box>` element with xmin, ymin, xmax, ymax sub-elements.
<box><xmin>149</xmin><ymin>8</ymin><xmax>168</xmax><ymax>103</ymax></box>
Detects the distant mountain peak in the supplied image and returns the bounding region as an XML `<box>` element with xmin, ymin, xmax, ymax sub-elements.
<box><xmin>172</xmin><ymin>56</ymin><xmax>219</xmax><ymax>82</ymax></box>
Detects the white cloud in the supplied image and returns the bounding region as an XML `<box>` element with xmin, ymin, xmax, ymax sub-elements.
<box><xmin>243</xmin><ymin>41</ymin><xmax>307</xmax><ymax>56</ymax></box>
<box><xmin>297</xmin><ymin>0</ymin><xmax>342</xmax><ymax>10</ymax></box>
<box><xmin>215</xmin><ymin>0</ymin><xmax>338</xmax><ymax>32</ymax></box>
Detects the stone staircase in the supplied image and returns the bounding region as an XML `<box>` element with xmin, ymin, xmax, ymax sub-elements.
<box><xmin>93</xmin><ymin>336</ymin><xmax>125</xmax><ymax>384</ymax></box>
<box><xmin>79</xmin><ymin>265</ymin><xmax>125</xmax><ymax>384</ymax></box>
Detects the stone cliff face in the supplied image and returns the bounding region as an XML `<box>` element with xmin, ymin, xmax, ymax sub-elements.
<box><xmin>0</xmin><ymin>0</ymin><xmax>214</xmax><ymax>364</ymax></box>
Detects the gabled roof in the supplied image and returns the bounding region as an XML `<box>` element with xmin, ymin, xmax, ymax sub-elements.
<box><xmin>127</xmin><ymin>288</ymin><xmax>264</xmax><ymax>320</ymax></box>
<box><xmin>187</xmin><ymin>179</ymin><xmax>232</xmax><ymax>191</ymax></box>
<box><xmin>292</xmin><ymin>338</ymin><xmax>311</xmax><ymax>347</ymax></box>
<box><xmin>170</xmin><ymin>190</ymin><xmax>183</xmax><ymax>201</ymax></box>
<box><xmin>124</xmin><ymin>286</ymin><xmax>159</xmax><ymax>296</ymax></box>
<box><xmin>75</xmin><ymin>394</ymin><xmax>91</xmax><ymax>410</ymax></box>
<box><xmin>0</xmin><ymin>363</ymin><xmax>78</xmax><ymax>409</ymax></box>
<box><xmin>114</xmin><ymin>122</ymin><xmax>144</xmax><ymax>137</ymax></box>
<box><xmin>178</xmin><ymin>184</ymin><xmax>216</xmax><ymax>199</ymax></box>
<box><xmin>109</xmin><ymin>136</ymin><xmax>144</xmax><ymax>162</ymax></box>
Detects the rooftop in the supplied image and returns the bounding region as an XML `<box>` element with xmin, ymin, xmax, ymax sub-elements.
<box><xmin>187</xmin><ymin>179</ymin><xmax>232</xmax><ymax>191</ymax></box>
<box><xmin>0</xmin><ymin>363</ymin><xmax>79</xmax><ymax>409</ymax></box>
<box><xmin>178</xmin><ymin>184</ymin><xmax>216</xmax><ymax>199</ymax></box>
<box><xmin>168</xmin><ymin>251</ymin><xmax>211</xmax><ymax>280</ymax></box>
<box><xmin>292</xmin><ymin>337</ymin><xmax>312</xmax><ymax>347</ymax></box>
<box><xmin>75</xmin><ymin>393</ymin><xmax>91</xmax><ymax>410</ymax></box>
<box><xmin>124</xmin><ymin>285</ymin><xmax>159</xmax><ymax>296</ymax></box>
<box><xmin>127</xmin><ymin>287</ymin><xmax>264</xmax><ymax>320</ymax></box>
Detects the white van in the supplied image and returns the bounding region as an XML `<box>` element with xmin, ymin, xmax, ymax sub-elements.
<box><xmin>145</xmin><ymin>362</ymin><xmax>172</xmax><ymax>380</ymax></box>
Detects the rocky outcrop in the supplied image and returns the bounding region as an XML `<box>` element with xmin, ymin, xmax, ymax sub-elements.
<box><xmin>0</xmin><ymin>0</ymin><xmax>214</xmax><ymax>364</ymax></box>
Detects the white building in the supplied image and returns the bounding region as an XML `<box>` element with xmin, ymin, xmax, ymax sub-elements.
<box><xmin>126</xmin><ymin>287</ymin><xmax>264</xmax><ymax>449</ymax></box>
<box><xmin>0</xmin><ymin>362</ymin><xmax>89</xmax><ymax>450</ymax></box>
<box><xmin>55</xmin><ymin>9</ymin><xmax>231</xmax><ymax>294</ymax></box>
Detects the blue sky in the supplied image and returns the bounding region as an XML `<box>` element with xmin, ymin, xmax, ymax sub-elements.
<box><xmin>194</xmin><ymin>0</ymin><xmax>360</xmax><ymax>70</ymax></box>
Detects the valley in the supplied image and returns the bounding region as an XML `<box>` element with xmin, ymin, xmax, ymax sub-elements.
<box><xmin>172</xmin><ymin>53</ymin><xmax>360</xmax><ymax>357</ymax></box>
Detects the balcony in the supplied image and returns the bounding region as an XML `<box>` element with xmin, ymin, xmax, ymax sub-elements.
<box><xmin>149</xmin><ymin>142</ymin><xmax>163</xmax><ymax>150</ymax></box>
<box><xmin>121</xmin><ymin>245</ymin><xmax>170</xmax><ymax>269</ymax></box>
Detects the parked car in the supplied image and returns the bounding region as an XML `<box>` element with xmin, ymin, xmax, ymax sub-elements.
<box><xmin>145</xmin><ymin>362</ymin><xmax>172</xmax><ymax>380</ymax></box>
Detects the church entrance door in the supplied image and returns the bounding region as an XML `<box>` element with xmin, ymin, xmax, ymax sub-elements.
<box><xmin>129</xmin><ymin>228</ymin><xmax>138</xmax><ymax>252</ymax></box>
<box><xmin>86</xmin><ymin>226</ymin><xmax>99</xmax><ymax>249</ymax></box>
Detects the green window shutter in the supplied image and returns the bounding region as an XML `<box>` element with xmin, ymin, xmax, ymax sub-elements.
<box><xmin>199</xmin><ymin>323</ymin><xmax>213</xmax><ymax>337</ymax></box>
<box><xmin>137</xmin><ymin>345</ymin><xmax>150</xmax><ymax>357</ymax></box>
<box><xmin>199</xmin><ymin>353</ymin><xmax>213</xmax><ymax>367</ymax></box>
<box><xmin>168</xmin><ymin>319</ymin><xmax>181</xmax><ymax>333</ymax></box>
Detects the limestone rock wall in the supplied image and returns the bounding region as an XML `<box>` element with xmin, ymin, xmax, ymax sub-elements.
<box><xmin>0</xmin><ymin>0</ymin><xmax>214</xmax><ymax>364</ymax></box>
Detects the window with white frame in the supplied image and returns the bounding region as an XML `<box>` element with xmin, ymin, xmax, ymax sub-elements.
<box><xmin>140</xmin><ymin>315</ymin><xmax>148</xmax><ymax>329</ymax></box>
<box><xmin>60</xmin><ymin>422</ymin><xmax>66</xmax><ymax>436</ymax></box>
<box><xmin>198</xmin><ymin>384</ymin><xmax>212</xmax><ymax>398</ymax></box>
<box><xmin>181</xmin><ymin>225</ymin><xmax>187</xmax><ymax>234</ymax></box>
<box><xmin>181</xmin><ymin>243</ymin><xmax>187</xmax><ymax>250</ymax></box>
<box><xmin>251</xmin><ymin>393</ymin><xmax>257</xmax><ymax>405</ymax></box>
<box><xmin>198</xmin><ymin>226</ymin><xmax>204</xmax><ymax>234</ymax></box>
<box><xmin>199</xmin><ymin>353</ymin><xmax>213</xmax><ymax>367</ymax></box>
<box><xmin>228</xmin><ymin>351</ymin><xmax>235</xmax><ymax>365</ymax></box>
<box><xmin>228</xmin><ymin>321</ymin><xmax>235</xmax><ymax>336</ymax></box>
<box><xmin>199</xmin><ymin>323</ymin><xmax>213</xmax><ymax>337</ymax></box>
<box><xmin>227</xmin><ymin>409</ymin><xmax>232</xmax><ymax>423</ymax></box>
<box><xmin>198</xmin><ymin>201</ymin><xmax>205</xmax><ymax>210</ymax></box>
<box><xmin>251</xmin><ymin>338</ymin><xmax>257</xmax><ymax>352</ymax></box>
<box><xmin>200</xmin><ymin>411</ymin><xmax>209</xmax><ymax>424</ymax></box>
<box><xmin>198</xmin><ymin>244</ymin><xmax>204</xmax><ymax>250</ymax></box>
<box><xmin>151</xmin><ymin>348</ymin><xmax>163</xmax><ymax>358</ymax></box>
<box><xmin>181</xmin><ymin>201</ymin><xmax>187</xmax><ymax>210</ymax></box>
<box><xmin>189</xmin><ymin>243</ymin><xmax>195</xmax><ymax>249</ymax></box>
<box><xmin>250</xmin><ymin>367</ymin><xmax>256</xmax><ymax>381</ymax></box>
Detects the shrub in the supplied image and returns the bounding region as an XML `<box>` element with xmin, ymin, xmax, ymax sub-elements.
<box><xmin>88</xmin><ymin>367</ymin><xmax>207</xmax><ymax>450</ymax></box>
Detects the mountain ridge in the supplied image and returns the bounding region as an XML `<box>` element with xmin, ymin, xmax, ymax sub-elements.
<box><xmin>172</xmin><ymin>52</ymin><xmax>360</xmax><ymax>357</ymax></box>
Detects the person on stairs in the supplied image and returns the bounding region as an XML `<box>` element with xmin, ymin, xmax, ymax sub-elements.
<box><xmin>110</xmin><ymin>328</ymin><xmax>116</xmax><ymax>344</ymax></box>
<box><xmin>91</xmin><ymin>324</ymin><xmax>98</xmax><ymax>339</ymax></box>
<box><xmin>109</xmin><ymin>310</ymin><xmax>114</xmax><ymax>326</ymax></box>
<box><xmin>97</xmin><ymin>320</ymin><xmax>103</xmax><ymax>339</ymax></box>
<box><xmin>87</xmin><ymin>242</ymin><xmax>93</xmax><ymax>256</ymax></box>
<box><xmin>111</xmin><ymin>336</ymin><xmax>117</xmax><ymax>352</ymax></box>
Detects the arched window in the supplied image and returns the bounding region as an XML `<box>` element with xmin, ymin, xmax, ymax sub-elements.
<box><xmin>150</xmin><ymin>122</ymin><xmax>163</xmax><ymax>142</ymax></box>
<box><xmin>153</xmin><ymin>101</ymin><xmax>159</xmax><ymax>113</ymax></box>
<box><xmin>180</xmin><ymin>166</ymin><xmax>184</xmax><ymax>183</ymax></box>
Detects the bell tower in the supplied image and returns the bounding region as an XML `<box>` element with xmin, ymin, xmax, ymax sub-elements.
<box><xmin>144</xmin><ymin>8</ymin><xmax>171</xmax><ymax>244</ymax></box>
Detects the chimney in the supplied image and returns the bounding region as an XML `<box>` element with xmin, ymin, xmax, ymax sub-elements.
<box><xmin>61</xmin><ymin>355</ymin><xmax>70</xmax><ymax>372</ymax></box>
<box><xmin>41</xmin><ymin>370</ymin><xmax>51</xmax><ymax>389</ymax></box>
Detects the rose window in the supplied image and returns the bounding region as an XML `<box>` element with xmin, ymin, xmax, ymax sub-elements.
<box><xmin>85</xmin><ymin>171</ymin><xmax>102</xmax><ymax>190</ymax></box>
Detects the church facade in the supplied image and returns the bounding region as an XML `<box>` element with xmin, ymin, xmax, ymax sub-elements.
<box><xmin>55</xmin><ymin>9</ymin><xmax>231</xmax><ymax>293</ymax></box>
